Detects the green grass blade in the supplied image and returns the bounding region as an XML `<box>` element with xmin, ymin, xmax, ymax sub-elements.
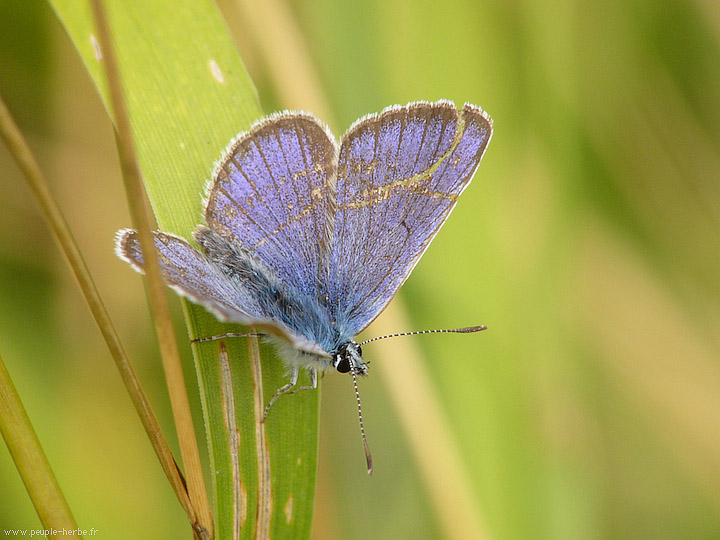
<box><xmin>47</xmin><ymin>1</ymin><xmax>318</xmax><ymax>538</ymax></box>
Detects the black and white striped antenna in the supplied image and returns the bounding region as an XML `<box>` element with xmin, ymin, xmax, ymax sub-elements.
<box><xmin>359</xmin><ymin>325</ymin><xmax>486</xmax><ymax>347</ymax></box>
<box><xmin>353</xmin><ymin>324</ymin><xmax>486</xmax><ymax>474</ymax></box>
<box><xmin>351</xmin><ymin>369</ymin><xmax>373</xmax><ymax>475</ymax></box>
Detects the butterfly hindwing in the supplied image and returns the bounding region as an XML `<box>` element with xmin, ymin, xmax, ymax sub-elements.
<box><xmin>115</xmin><ymin>229</ymin><xmax>328</xmax><ymax>356</ymax></box>
<box><xmin>116</xmin><ymin>229</ymin><xmax>258</xmax><ymax>321</ymax></box>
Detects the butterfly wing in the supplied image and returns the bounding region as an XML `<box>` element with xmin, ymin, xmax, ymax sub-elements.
<box><xmin>115</xmin><ymin>229</ymin><xmax>328</xmax><ymax>356</ymax></box>
<box><xmin>327</xmin><ymin>101</ymin><xmax>493</xmax><ymax>336</ymax></box>
<box><xmin>204</xmin><ymin>113</ymin><xmax>338</xmax><ymax>300</ymax></box>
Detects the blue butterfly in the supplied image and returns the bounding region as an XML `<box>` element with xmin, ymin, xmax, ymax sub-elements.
<box><xmin>116</xmin><ymin>101</ymin><xmax>492</xmax><ymax>470</ymax></box>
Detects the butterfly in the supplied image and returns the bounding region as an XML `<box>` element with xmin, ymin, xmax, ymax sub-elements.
<box><xmin>116</xmin><ymin>100</ymin><xmax>492</xmax><ymax>470</ymax></box>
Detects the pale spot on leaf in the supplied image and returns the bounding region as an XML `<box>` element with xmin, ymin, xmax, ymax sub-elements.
<box><xmin>284</xmin><ymin>495</ymin><xmax>293</xmax><ymax>523</ymax></box>
<box><xmin>209</xmin><ymin>59</ymin><xmax>225</xmax><ymax>84</ymax></box>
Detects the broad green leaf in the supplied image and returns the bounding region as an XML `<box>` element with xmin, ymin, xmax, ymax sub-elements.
<box><xmin>48</xmin><ymin>1</ymin><xmax>318</xmax><ymax>538</ymax></box>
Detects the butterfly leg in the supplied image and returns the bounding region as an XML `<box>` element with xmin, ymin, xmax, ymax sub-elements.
<box><xmin>262</xmin><ymin>367</ymin><xmax>318</xmax><ymax>422</ymax></box>
<box><xmin>191</xmin><ymin>331</ymin><xmax>263</xmax><ymax>343</ymax></box>
<box><xmin>263</xmin><ymin>366</ymin><xmax>299</xmax><ymax>421</ymax></box>
<box><xmin>289</xmin><ymin>368</ymin><xmax>318</xmax><ymax>395</ymax></box>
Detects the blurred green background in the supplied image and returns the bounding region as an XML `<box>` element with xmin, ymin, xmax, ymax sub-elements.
<box><xmin>2</xmin><ymin>0</ymin><xmax>720</xmax><ymax>539</ymax></box>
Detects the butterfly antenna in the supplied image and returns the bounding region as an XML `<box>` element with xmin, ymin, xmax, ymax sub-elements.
<box><xmin>358</xmin><ymin>325</ymin><xmax>487</xmax><ymax>346</ymax></box>
<box><xmin>352</xmin><ymin>370</ymin><xmax>373</xmax><ymax>475</ymax></box>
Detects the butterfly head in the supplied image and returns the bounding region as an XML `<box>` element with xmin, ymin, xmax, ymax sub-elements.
<box><xmin>332</xmin><ymin>341</ymin><xmax>368</xmax><ymax>376</ymax></box>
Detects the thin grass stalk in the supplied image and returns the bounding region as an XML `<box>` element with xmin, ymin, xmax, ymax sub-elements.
<box><xmin>0</xmin><ymin>83</ymin><xmax>198</xmax><ymax>535</ymax></box>
<box><xmin>88</xmin><ymin>1</ymin><xmax>213</xmax><ymax>537</ymax></box>
<box><xmin>0</xmin><ymin>353</ymin><xmax>80</xmax><ymax>536</ymax></box>
<box><xmin>235</xmin><ymin>0</ymin><xmax>332</xmax><ymax>122</ymax></box>
<box><xmin>373</xmin><ymin>305</ymin><xmax>492</xmax><ymax>540</ymax></box>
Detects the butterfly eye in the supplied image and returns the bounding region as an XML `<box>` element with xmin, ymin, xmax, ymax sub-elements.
<box><xmin>356</xmin><ymin>345</ymin><xmax>363</xmax><ymax>357</ymax></box>
<box><xmin>336</xmin><ymin>357</ymin><xmax>351</xmax><ymax>373</ymax></box>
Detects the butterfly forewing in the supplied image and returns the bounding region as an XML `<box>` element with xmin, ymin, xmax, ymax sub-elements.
<box><xmin>327</xmin><ymin>102</ymin><xmax>493</xmax><ymax>335</ymax></box>
<box><xmin>205</xmin><ymin>114</ymin><xmax>338</xmax><ymax>299</ymax></box>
